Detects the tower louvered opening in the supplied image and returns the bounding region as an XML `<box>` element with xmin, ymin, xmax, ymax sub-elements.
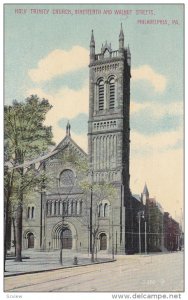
<box><xmin>109</xmin><ymin>78</ymin><xmax>115</xmax><ymax>109</ymax></box>
<box><xmin>98</xmin><ymin>80</ymin><xmax>104</xmax><ymax>111</ymax></box>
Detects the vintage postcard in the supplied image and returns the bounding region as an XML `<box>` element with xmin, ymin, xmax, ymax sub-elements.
<box><xmin>3</xmin><ymin>2</ymin><xmax>185</xmax><ymax>297</ymax></box>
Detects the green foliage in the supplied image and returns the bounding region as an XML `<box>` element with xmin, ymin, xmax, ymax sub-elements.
<box><xmin>4</xmin><ymin>95</ymin><xmax>55</xmax><ymax>206</ymax></box>
<box><xmin>80</xmin><ymin>178</ymin><xmax>117</xmax><ymax>204</ymax></box>
<box><xmin>4</xmin><ymin>95</ymin><xmax>55</xmax><ymax>163</ymax></box>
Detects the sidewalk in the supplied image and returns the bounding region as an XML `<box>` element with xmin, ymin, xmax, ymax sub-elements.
<box><xmin>4</xmin><ymin>249</ymin><xmax>115</xmax><ymax>277</ymax></box>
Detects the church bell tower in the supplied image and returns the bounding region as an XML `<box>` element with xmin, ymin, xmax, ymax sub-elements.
<box><xmin>88</xmin><ymin>25</ymin><xmax>131</xmax><ymax>194</ymax></box>
<box><xmin>88</xmin><ymin>25</ymin><xmax>131</xmax><ymax>253</ymax></box>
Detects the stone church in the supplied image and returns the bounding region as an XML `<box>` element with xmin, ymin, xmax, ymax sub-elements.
<box><xmin>20</xmin><ymin>26</ymin><xmax>145</xmax><ymax>254</ymax></box>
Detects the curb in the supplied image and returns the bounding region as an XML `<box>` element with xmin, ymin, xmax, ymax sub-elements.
<box><xmin>4</xmin><ymin>259</ymin><xmax>116</xmax><ymax>278</ymax></box>
<box><xmin>6</xmin><ymin>256</ymin><xmax>30</xmax><ymax>260</ymax></box>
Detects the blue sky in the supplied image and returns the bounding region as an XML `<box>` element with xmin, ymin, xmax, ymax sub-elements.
<box><xmin>4</xmin><ymin>3</ymin><xmax>184</xmax><ymax>219</ymax></box>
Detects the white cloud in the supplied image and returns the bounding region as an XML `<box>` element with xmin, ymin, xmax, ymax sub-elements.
<box><xmin>131</xmin><ymin>128</ymin><xmax>183</xmax><ymax>155</ymax></box>
<box><xmin>26</xmin><ymin>84</ymin><xmax>89</xmax><ymax>146</ymax></box>
<box><xmin>28</xmin><ymin>46</ymin><xmax>89</xmax><ymax>82</ymax></box>
<box><xmin>130</xmin><ymin>147</ymin><xmax>183</xmax><ymax>219</ymax></box>
<box><xmin>130</xmin><ymin>101</ymin><xmax>148</xmax><ymax>114</ymax></box>
<box><xmin>132</xmin><ymin>65</ymin><xmax>167</xmax><ymax>92</ymax></box>
<box><xmin>130</xmin><ymin>127</ymin><xmax>183</xmax><ymax>218</ymax></box>
<box><xmin>130</xmin><ymin>100</ymin><xmax>183</xmax><ymax>118</ymax></box>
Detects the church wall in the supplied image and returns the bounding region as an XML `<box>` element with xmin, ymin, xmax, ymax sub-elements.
<box><xmin>20</xmin><ymin>28</ymin><xmax>131</xmax><ymax>254</ymax></box>
<box><xmin>21</xmin><ymin>191</ymin><xmax>41</xmax><ymax>250</ymax></box>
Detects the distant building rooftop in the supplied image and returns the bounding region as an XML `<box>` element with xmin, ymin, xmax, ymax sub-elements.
<box><xmin>132</xmin><ymin>194</ymin><xmax>141</xmax><ymax>202</ymax></box>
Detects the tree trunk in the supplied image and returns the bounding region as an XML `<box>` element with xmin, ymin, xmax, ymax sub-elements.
<box><xmin>12</xmin><ymin>217</ymin><xmax>16</xmax><ymax>256</ymax></box>
<box><xmin>15</xmin><ymin>202</ymin><xmax>23</xmax><ymax>262</ymax></box>
<box><xmin>4</xmin><ymin>201</ymin><xmax>12</xmax><ymax>271</ymax></box>
<box><xmin>4</xmin><ymin>196</ymin><xmax>8</xmax><ymax>272</ymax></box>
<box><xmin>4</xmin><ymin>169</ymin><xmax>14</xmax><ymax>271</ymax></box>
<box><xmin>91</xmin><ymin>236</ymin><xmax>95</xmax><ymax>262</ymax></box>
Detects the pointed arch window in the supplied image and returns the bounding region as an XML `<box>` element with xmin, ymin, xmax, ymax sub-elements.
<box><xmin>98</xmin><ymin>79</ymin><xmax>104</xmax><ymax>111</ymax></box>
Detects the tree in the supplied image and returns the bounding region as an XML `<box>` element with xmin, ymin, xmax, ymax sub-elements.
<box><xmin>4</xmin><ymin>165</ymin><xmax>14</xmax><ymax>270</ymax></box>
<box><xmin>80</xmin><ymin>177</ymin><xmax>117</xmax><ymax>262</ymax></box>
<box><xmin>4</xmin><ymin>95</ymin><xmax>55</xmax><ymax>262</ymax></box>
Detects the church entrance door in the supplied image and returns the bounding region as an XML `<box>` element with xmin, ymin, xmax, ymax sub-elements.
<box><xmin>28</xmin><ymin>233</ymin><xmax>34</xmax><ymax>248</ymax></box>
<box><xmin>61</xmin><ymin>228</ymin><xmax>72</xmax><ymax>249</ymax></box>
<box><xmin>100</xmin><ymin>233</ymin><xmax>107</xmax><ymax>250</ymax></box>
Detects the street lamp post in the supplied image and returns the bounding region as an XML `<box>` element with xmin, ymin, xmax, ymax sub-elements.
<box><xmin>137</xmin><ymin>210</ymin><xmax>145</xmax><ymax>254</ymax></box>
<box><xmin>112</xmin><ymin>207</ymin><xmax>114</xmax><ymax>260</ymax></box>
<box><xmin>90</xmin><ymin>170</ymin><xmax>94</xmax><ymax>262</ymax></box>
<box><xmin>144</xmin><ymin>220</ymin><xmax>147</xmax><ymax>255</ymax></box>
<box><xmin>88</xmin><ymin>225</ymin><xmax>90</xmax><ymax>257</ymax></box>
<box><xmin>56</xmin><ymin>177</ymin><xmax>65</xmax><ymax>265</ymax></box>
<box><xmin>40</xmin><ymin>159</ymin><xmax>46</xmax><ymax>250</ymax></box>
<box><xmin>60</xmin><ymin>215</ymin><xmax>64</xmax><ymax>265</ymax></box>
<box><xmin>109</xmin><ymin>205</ymin><xmax>115</xmax><ymax>260</ymax></box>
<box><xmin>40</xmin><ymin>190</ymin><xmax>43</xmax><ymax>249</ymax></box>
<box><xmin>90</xmin><ymin>184</ymin><xmax>93</xmax><ymax>254</ymax></box>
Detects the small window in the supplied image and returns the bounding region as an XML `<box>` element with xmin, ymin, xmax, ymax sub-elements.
<box><xmin>98</xmin><ymin>203</ymin><xmax>103</xmax><ymax>217</ymax></box>
<box><xmin>49</xmin><ymin>202</ymin><xmax>52</xmax><ymax>216</ymax></box>
<box><xmin>27</xmin><ymin>207</ymin><xmax>30</xmax><ymax>219</ymax></box>
<box><xmin>54</xmin><ymin>202</ymin><xmax>57</xmax><ymax>215</ymax></box>
<box><xmin>58</xmin><ymin>201</ymin><xmax>61</xmax><ymax>215</ymax></box>
<box><xmin>75</xmin><ymin>201</ymin><xmax>78</xmax><ymax>215</ymax></box>
<box><xmin>71</xmin><ymin>201</ymin><xmax>74</xmax><ymax>214</ymax></box>
<box><xmin>63</xmin><ymin>201</ymin><xmax>67</xmax><ymax>215</ymax></box>
<box><xmin>104</xmin><ymin>203</ymin><xmax>109</xmax><ymax>217</ymax></box>
<box><xmin>80</xmin><ymin>201</ymin><xmax>83</xmax><ymax>214</ymax></box>
<box><xmin>68</xmin><ymin>201</ymin><xmax>72</xmax><ymax>215</ymax></box>
<box><xmin>31</xmin><ymin>207</ymin><xmax>35</xmax><ymax>219</ymax></box>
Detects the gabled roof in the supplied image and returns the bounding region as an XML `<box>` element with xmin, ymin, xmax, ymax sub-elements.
<box><xmin>54</xmin><ymin>135</ymin><xmax>88</xmax><ymax>158</ymax></box>
<box><xmin>5</xmin><ymin>149</ymin><xmax>61</xmax><ymax>170</ymax></box>
<box><xmin>5</xmin><ymin>125</ymin><xmax>87</xmax><ymax>171</ymax></box>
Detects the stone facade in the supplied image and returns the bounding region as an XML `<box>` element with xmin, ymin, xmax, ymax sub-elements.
<box><xmin>18</xmin><ymin>26</ymin><xmax>132</xmax><ymax>254</ymax></box>
<box><xmin>21</xmin><ymin>134</ymin><xmax>90</xmax><ymax>252</ymax></box>
<box><xmin>12</xmin><ymin>27</ymin><xmax>182</xmax><ymax>255</ymax></box>
<box><xmin>88</xmin><ymin>25</ymin><xmax>131</xmax><ymax>253</ymax></box>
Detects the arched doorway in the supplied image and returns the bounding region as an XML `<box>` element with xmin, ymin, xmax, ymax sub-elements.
<box><xmin>52</xmin><ymin>221</ymin><xmax>77</xmax><ymax>250</ymax></box>
<box><xmin>99</xmin><ymin>233</ymin><xmax>107</xmax><ymax>250</ymax></box>
<box><xmin>28</xmin><ymin>232</ymin><xmax>34</xmax><ymax>248</ymax></box>
<box><xmin>61</xmin><ymin>227</ymin><xmax>72</xmax><ymax>249</ymax></box>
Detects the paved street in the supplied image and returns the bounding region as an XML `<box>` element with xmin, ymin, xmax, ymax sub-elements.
<box><xmin>4</xmin><ymin>252</ymin><xmax>184</xmax><ymax>292</ymax></box>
